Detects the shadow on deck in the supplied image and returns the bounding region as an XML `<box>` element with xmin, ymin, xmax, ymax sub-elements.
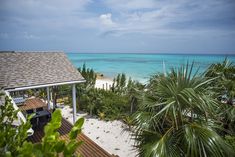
<box><xmin>27</xmin><ymin>118</ymin><xmax>117</xmax><ymax>157</ymax></box>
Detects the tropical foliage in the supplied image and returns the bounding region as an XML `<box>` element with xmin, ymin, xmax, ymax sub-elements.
<box><xmin>76</xmin><ymin>65</ymin><xmax>143</xmax><ymax>120</ymax></box>
<box><xmin>205</xmin><ymin>58</ymin><xmax>235</xmax><ymax>103</ymax></box>
<box><xmin>18</xmin><ymin>110</ymin><xmax>84</xmax><ymax>157</ymax></box>
<box><xmin>0</xmin><ymin>93</ymin><xmax>84</xmax><ymax>157</ymax></box>
<box><xmin>0</xmin><ymin>94</ymin><xmax>31</xmax><ymax>157</ymax></box>
<box><xmin>205</xmin><ymin>58</ymin><xmax>235</xmax><ymax>137</ymax></box>
<box><xmin>78</xmin><ymin>63</ymin><xmax>96</xmax><ymax>87</ymax></box>
<box><xmin>132</xmin><ymin>63</ymin><xmax>235</xmax><ymax>157</ymax></box>
<box><xmin>4</xmin><ymin>59</ymin><xmax>234</xmax><ymax>157</ymax></box>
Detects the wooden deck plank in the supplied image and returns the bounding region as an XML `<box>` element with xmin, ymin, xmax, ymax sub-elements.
<box><xmin>27</xmin><ymin>118</ymin><xmax>115</xmax><ymax>157</ymax></box>
<box><xmin>19</xmin><ymin>98</ymin><xmax>47</xmax><ymax>111</ymax></box>
<box><xmin>60</xmin><ymin>118</ymin><xmax>113</xmax><ymax>157</ymax></box>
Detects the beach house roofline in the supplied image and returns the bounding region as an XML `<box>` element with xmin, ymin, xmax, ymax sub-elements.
<box><xmin>0</xmin><ymin>51</ymin><xmax>85</xmax><ymax>124</ymax></box>
<box><xmin>0</xmin><ymin>51</ymin><xmax>85</xmax><ymax>90</ymax></box>
<box><xmin>5</xmin><ymin>80</ymin><xmax>86</xmax><ymax>92</ymax></box>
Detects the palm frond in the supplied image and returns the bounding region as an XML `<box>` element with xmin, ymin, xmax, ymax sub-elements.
<box><xmin>133</xmin><ymin>62</ymin><xmax>234</xmax><ymax>157</ymax></box>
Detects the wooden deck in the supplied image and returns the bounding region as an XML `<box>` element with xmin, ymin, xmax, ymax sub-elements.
<box><xmin>27</xmin><ymin>118</ymin><xmax>116</xmax><ymax>157</ymax></box>
<box><xmin>19</xmin><ymin>98</ymin><xmax>47</xmax><ymax>111</ymax></box>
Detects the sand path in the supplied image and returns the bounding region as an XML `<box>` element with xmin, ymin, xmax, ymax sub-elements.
<box><xmin>61</xmin><ymin>106</ymin><xmax>138</xmax><ymax>157</ymax></box>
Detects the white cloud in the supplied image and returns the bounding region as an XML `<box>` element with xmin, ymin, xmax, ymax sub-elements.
<box><xmin>100</xmin><ymin>0</ymin><xmax>235</xmax><ymax>36</ymax></box>
<box><xmin>99</xmin><ymin>13</ymin><xmax>116</xmax><ymax>27</ymax></box>
<box><xmin>0</xmin><ymin>0</ymin><xmax>98</xmax><ymax>36</ymax></box>
<box><xmin>0</xmin><ymin>0</ymin><xmax>234</xmax><ymax>39</ymax></box>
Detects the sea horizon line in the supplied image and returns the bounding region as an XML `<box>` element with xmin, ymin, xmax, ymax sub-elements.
<box><xmin>67</xmin><ymin>52</ymin><xmax>235</xmax><ymax>56</ymax></box>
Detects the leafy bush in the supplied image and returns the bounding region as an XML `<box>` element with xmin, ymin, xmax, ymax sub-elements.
<box><xmin>0</xmin><ymin>95</ymin><xmax>31</xmax><ymax>157</ymax></box>
<box><xmin>205</xmin><ymin>59</ymin><xmax>235</xmax><ymax>136</ymax></box>
<box><xmin>77</xmin><ymin>87</ymin><xmax>130</xmax><ymax>120</ymax></box>
<box><xmin>78</xmin><ymin>64</ymin><xmax>96</xmax><ymax>87</ymax></box>
<box><xmin>0</xmin><ymin>93</ymin><xmax>84</xmax><ymax>157</ymax></box>
<box><xmin>205</xmin><ymin>58</ymin><xmax>235</xmax><ymax>103</ymax></box>
<box><xmin>98</xmin><ymin>90</ymin><xmax>129</xmax><ymax>120</ymax></box>
<box><xmin>76</xmin><ymin>66</ymin><xmax>143</xmax><ymax>121</ymax></box>
<box><xmin>225</xmin><ymin>135</ymin><xmax>235</xmax><ymax>150</ymax></box>
<box><xmin>18</xmin><ymin>110</ymin><xmax>84</xmax><ymax>157</ymax></box>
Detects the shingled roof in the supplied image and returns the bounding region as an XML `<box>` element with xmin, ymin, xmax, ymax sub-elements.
<box><xmin>0</xmin><ymin>51</ymin><xmax>85</xmax><ymax>90</ymax></box>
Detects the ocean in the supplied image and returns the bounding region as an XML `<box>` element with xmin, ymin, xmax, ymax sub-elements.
<box><xmin>67</xmin><ymin>53</ymin><xmax>235</xmax><ymax>83</ymax></box>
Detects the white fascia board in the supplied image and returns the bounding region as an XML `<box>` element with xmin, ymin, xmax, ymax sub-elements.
<box><xmin>5</xmin><ymin>80</ymin><xmax>86</xmax><ymax>92</ymax></box>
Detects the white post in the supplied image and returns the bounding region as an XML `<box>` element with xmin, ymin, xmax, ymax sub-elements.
<box><xmin>163</xmin><ymin>60</ymin><xmax>166</xmax><ymax>76</ymax></box>
<box><xmin>50</xmin><ymin>91</ymin><xmax>53</xmax><ymax>104</ymax></box>
<box><xmin>47</xmin><ymin>87</ymin><xmax>50</xmax><ymax>110</ymax></box>
<box><xmin>72</xmin><ymin>84</ymin><xmax>76</xmax><ymax>124</ymax></box>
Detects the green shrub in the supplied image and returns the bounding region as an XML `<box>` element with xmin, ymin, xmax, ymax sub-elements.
<box><xmin>18</xmin><ymin>110</ymin><xmax>84</xmax><ymax>157</ymax></box>
<box><xmin>0</xmin><ymin>95</ymin><xmax>31</xmax><ymax>157</ymax></box>
<box><xmin>225</xmin><ymin>135</ymin><xmax>235</xmax><ymax>150</ymax></box>
<box><xmin>0</xmin><ymin>93</ymin><xmax>84</xmax><ymax>157</ymax></box>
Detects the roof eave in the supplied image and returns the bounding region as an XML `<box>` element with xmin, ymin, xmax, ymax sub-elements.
<box><xmin>5</xmin><ymin>79</ymin><xmax>86</xmax><ymax>92</ymax></box>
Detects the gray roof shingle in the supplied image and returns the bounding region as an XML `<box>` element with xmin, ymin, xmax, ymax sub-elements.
<box><xmin>0</xmin><ymin>51</ymin><xmax>85</xmax><ymax>90</ymax></box>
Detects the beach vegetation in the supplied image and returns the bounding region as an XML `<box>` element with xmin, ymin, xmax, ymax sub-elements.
<box><xmin>132</xmin><ymin>62</ymin><xmax>235</xmax><ymax>157</ymax></box>
<box><xmin>76</xmin><ymin>65</ymin><xmax>143</xmax><ymax>120</ymax></box>
<box><xmin>18</xmin><ymin>110</ymin><xmax>84</xmax><ymax>157</ymax></box>
<box><xmin>111</xmin><ymin>73</ymin><xmax>127</xmax><ymax>93</ymax></box>
<box><xmin>78</xmin><ymin>63</ymin><xmax>96</xmax><ymax>87</ymax></box>
<box><xmin>205</xmin><ymin>58</ymin><xmax>235</xmax><ymax>141</ymax></box>
<box><xmin>225</xmin><ymin>135</ymin><xmax>235</xmax><ymax>150</ymax></box>
<box><xmin>0</xmin><ymin>93</ymin><xmax>84</xmax><ymax>157</ymax></box>
<box><xmin>122</xmin><ymin>115</ymin><xmax>133</xmax><ymax>131</ymax></box>
<box><xmin>32</xmin><ymin>59</ymin><xmax>233</xmax><ymax>157</ymax></box>
<box><xmin>0</xmin><ymin>94</ymin><xmax>31</xmax><ymax>157</ymax></box>
<box><xmin>98</xmin><ymin>112</ymin><xmax>105</xmax><ymax>120</ymax></box>
<box><xmin>205</xmin><ymin>58</ymin><xmax>235</xmax><ymax>104</ymax></box>
<box><xmin>1</xmin><ymin>58</ymin><xmax>235</xmax><ymax>156</ymax></box>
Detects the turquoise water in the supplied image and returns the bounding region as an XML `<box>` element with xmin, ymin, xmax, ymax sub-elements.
<box><xmin>67</xmin><ymin>53</ymin><xmax>235</xmax><ymax>83</ymax></box>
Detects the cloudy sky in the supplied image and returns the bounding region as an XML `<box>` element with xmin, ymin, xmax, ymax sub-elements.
<box><xmin>0</xmin><ymin>0</ymin><xmax>235</xmax><ymax>54</ymax></box>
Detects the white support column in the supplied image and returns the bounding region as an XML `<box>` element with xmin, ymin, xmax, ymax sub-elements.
<box><xmin>47</xmin><ymin>87</ymin><xmax>50</xmax><ymax>110</ymax></box>
<box><xmin>72</xmin><ymin>84</ymin><xmax>77</xmax><ymax>124</ymax></box>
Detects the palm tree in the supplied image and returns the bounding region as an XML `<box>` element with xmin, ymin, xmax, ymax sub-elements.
<box><xmin>133</xmin><ymin>63</ymin><xmax>234</xmax><ymax>157</ymax></box>
<box><xmin>126</xmin><ymin>78</ymin><xmax>144</xmax><ymax>114</ymax></box>
<box><xmin>205</xmin><ymin>58</ymin><xmax>235</xmax><ymax>103</ymax></box>
<box><xmin>205</xmin><ymin>58</ymin><xmax>235</xmax><ymax>135</ymax></box>
<box><xmin>120</xmin><ymin>73</ymin><xmax>126</xmax><ymax>88</ymax></box>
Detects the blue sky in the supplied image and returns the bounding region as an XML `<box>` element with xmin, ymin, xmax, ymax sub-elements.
<box><xmin>0</xmin><ymin>0</ymin><xmax>235</xmax><ymax>54</ymax></box>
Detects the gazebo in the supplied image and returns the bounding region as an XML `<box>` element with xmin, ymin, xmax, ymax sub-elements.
<box><xmin>0</xmin><ymin>51</ymin><xmax>114</xmax><ymax>157</ymax></box>
<box><xmin>0</xmin><ymin>51</ymin><xmax>85</xmax><ymax>125</ymax></box>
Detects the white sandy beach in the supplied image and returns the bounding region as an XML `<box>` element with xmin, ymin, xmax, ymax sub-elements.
<box><xmin>61</xmin><ymin>77</ymin><xmax>138</xmax><ymax>156</ymax></box>
<box><xmin>61</xmin><ymin>106</ymin><xmax>138</xmax><ymax>157</ymax></box>
<box><xmin>95</xmin><ymin>78</ymin><xmax>113</xmax><ymax>90</ymax></box>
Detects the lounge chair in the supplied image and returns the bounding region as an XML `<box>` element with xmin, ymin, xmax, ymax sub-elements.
<box><xmin>26</xmin><ymin>109</ymin><xmax>34</xmax><ymax>114</ymax></box>
<box><xmin>36</xmin><ymin>107</ymin><xmax>43</xmax><ymax>112</ymax></box>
